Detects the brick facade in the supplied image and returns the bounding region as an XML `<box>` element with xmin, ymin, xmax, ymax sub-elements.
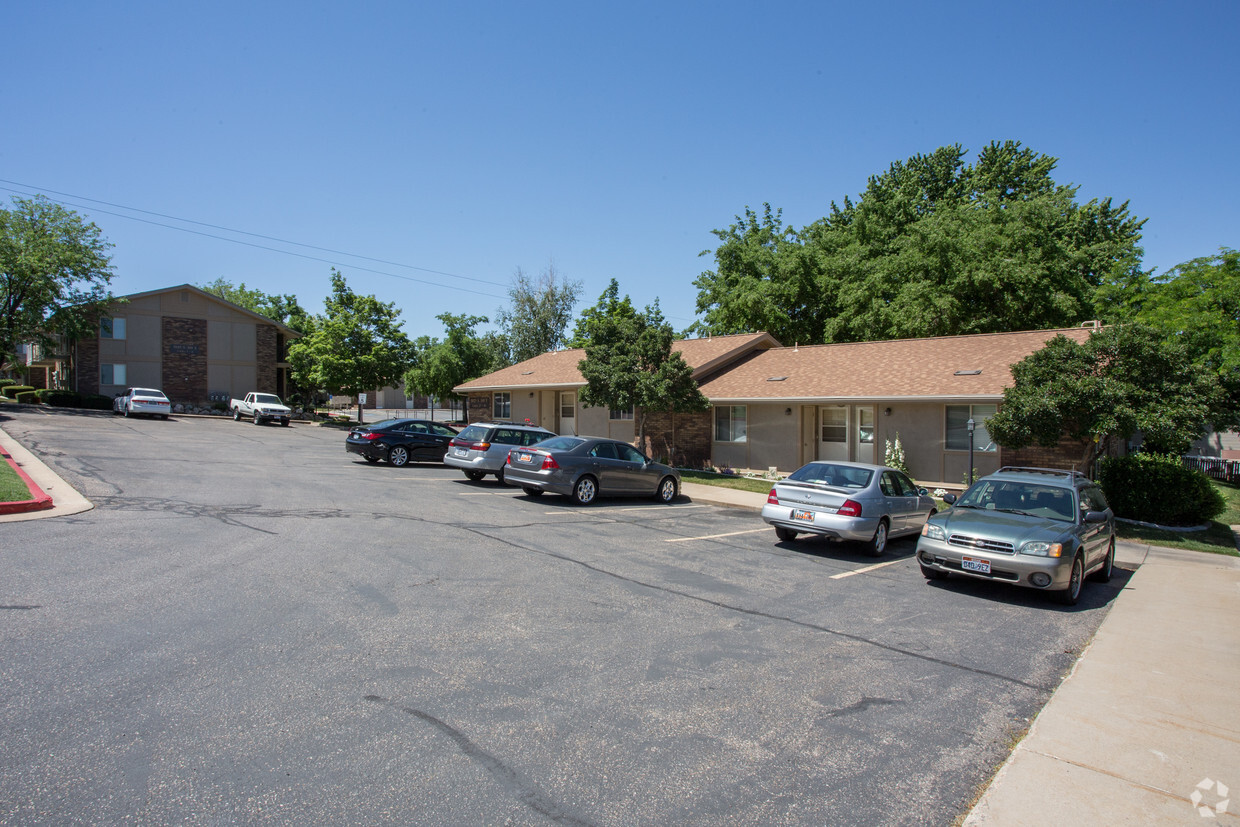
<box><xmin>256</xmin><ymin>324</ymin><xmax>277</xmax><ymax>393</ymax></box>
<box><xmin>1001</xmin><ymin>435</ymin><xmax>1089</xmax><ymax>473</ymax></box>
<box><xmin>638</xmin><ymin>409</ymin><xmax>712</xmax><ymax>467</ymax></box>
<box><xmin>162</xmin><ymin>317</ymin><xmax>208</xmax><ymax>403</ymax></box>
<box><xmin>77</xmin><ymin>337</ymin><xmax>100</xmax><ymax>395</ymax></box>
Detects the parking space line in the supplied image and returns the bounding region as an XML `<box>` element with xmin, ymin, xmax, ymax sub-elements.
<box><xmin>829</xmin><ymin>559</ymin><xmax>904</xmax><ymax>579</ymax></box>
<box><xmin>543</xmin><ymin>504</ymin><xmax>712</xmax><ymax>515</ymax></box>
<box><xmin>665</xmin><ymin>528</ymin><xmax>770</xmax><ymax>542</ymax></box>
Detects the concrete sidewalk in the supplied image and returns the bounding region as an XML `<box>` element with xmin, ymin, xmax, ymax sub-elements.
<box><xmin>0</xmin><ymin>426</ymin><xmax>93</xmax><ymax>522</ymax></box>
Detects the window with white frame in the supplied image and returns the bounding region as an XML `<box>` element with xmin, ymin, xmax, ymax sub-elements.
<box><xmin>101</xmin><ymin>363</ymin><xmax>127</xmax><ymax>385</ymax></box>
<box><xmin>609</xmin><ymin>405</ymin><xmax>634</xmax><ymax>420</ymax></box>
<box><xmin>945</xmin><ymin>404</ymin><xmax>998</xmax><ymax>451</ymax></box>
<box><xmin>100</xmin><ymin>317</ymin><xmax>126</xmax><ymax>339</ymax></box>
<box><xmin>493</xmin><ymin>392</ymin><xmax>511</xmax><ymax>419</ymax></box>
<box><xmin>715</xmin><ymin>405</ymin><xmax>747</xmax><ymax>442</ymax></box>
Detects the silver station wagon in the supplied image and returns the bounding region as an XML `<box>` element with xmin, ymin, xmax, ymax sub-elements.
<box><xmin>915</xmin><ymin>466</ymin><xmax>1115</xmax><ymax>605</ymax></box>
<box><xmin>761</xmin><ymin>461</ymin><xmax>937</xmax><ymax>555</ymax></box>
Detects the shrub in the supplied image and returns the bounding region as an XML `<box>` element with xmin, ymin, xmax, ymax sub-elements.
<box><xmin>37</xmin><ymin>389</ymin><xmax>83</xmax><ymax>407</ymax></box>
<box><xmin>0</xmin><ymin>378</ymin><xmax>16</xmax><ymax>389</ymax></box>
<box><xmin>1099</xmin><ymin>453</ymin><xmax>1226</xmax><ymax>526</ymax></box>
<box><xmin>81</xmin><ymin>394</ymin><xmax>115</xmax><ymax>411</ymax></box>
<box><xmin>2</xmin><ymin>385</ymin><xmax>35</xmax><ymax>400</ymax></box>
<box><xmin>14</xmin><ymin>390</ymin><xmax>40</xmax><ymax>404</ymax></box>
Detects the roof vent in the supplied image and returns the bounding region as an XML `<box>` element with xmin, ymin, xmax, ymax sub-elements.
<box><xmin>766</xmin><ymin>376</ymin><xmax>787</xmax><ymax>382</ymax></box>
<box><xmin>954</xmin><ymin>369</ymin><xmax>982</xmax><ymax>376</ymax></box>
<box><xmin>1080</xmin><ymin>320</ymin><xmax>1101</xmax><ymax>329</ymax></box>
<box><xmin>521</xmin><ymin>371</ymin><xmax>534</xmax><ymax>375</ymax></box>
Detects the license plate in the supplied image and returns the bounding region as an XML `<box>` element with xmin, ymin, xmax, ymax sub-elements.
<box><xmin>454</xmin><ymin>449</ymin><xmax>468</xmax><ymax>457</ymax></box>
<box><xmin>517</xmin><ymin>453</ymin><xmax>533</xmax><ymax>463</ymax></box>
<box><xmin>961</xmin><ymin>556</ymin><xmax>991</xmax><ymax>574</ymax></box>
<box><xmin>791</xmin><ymin>509</ymin><xmax>814</xmax><ymax>522</ymax></box>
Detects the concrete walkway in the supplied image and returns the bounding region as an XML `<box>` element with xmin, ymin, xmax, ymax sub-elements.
<box><xmin>5</xmin><ymin>456</ymin><xmax>1238</xmax><ymax>821</ymax></box>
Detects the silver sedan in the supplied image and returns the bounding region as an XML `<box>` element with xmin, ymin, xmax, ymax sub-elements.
<box><xmin>761</xmin><ymin>461</ymin><xmax>937</xmax><ymax>555</ymax></box>
<box><xmin>502</xmin><ymin>436</ymin><xmax>680</xmax><ymax>505</ymax></box>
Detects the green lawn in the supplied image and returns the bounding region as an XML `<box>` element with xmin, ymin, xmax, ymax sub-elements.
<box><xmin>678</xmin><ymin>470</ymin><xmax>777</xmax><ymax>494</ymax></box>
<box><xmin>1116</xmin><ymin>479</ymin><xmax>1240</xmax><ymax>556</ymax></box>
<box><xmin>0</xmin><ymin>457</ymin><xmax>32</xmax><ymax>502</ymax></box>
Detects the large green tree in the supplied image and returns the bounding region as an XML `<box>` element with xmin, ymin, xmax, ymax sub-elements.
<box><xmin>694</xmin><ymin>141</ymin><xmax>1146</xmax><ymax>344</ymax></box>
<box><xmin>576</xmin><ymin>280</ymin><xmax>709</xmax><ymax>451</ymax></box>
<box><xmin>0</xmin><ymin>195</ymin><xmax>116</xmax><ymax>373</ymax></box>
<box><xmin>1100</xmin><ymin>248</ymin><xmax>1240</xmax><ymax>431</ymax></box>
<box><xmin>286</xmin><ymin>269</ymin><xmax>412</xmax><ymax>422</ymax></box>
<box><xmin>986</xmin><ymin>324</ymin><xmax>1222</xmax><ymax>470</ymax></box>
<box><xmin>494</xmin><ymin>263</ymin><xmax>582</xmax><ymax>363</ymax></box>
<box><xmin>198</xmin><ymin>277</ymin><xmax>313</xmax><ymax>334</ymax></box>
<box><xmin>403</xmin><ymin>313</ymin><xmax>508</xmax><ymax>412</ymax></box>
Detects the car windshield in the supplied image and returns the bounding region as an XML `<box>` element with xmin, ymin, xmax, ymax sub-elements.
<box><xmin>956</xmin><ymin>480</ymin><xmax>1076</xmax><ymax>522</ymax></box>
<box><xmin>537</xmin><ymin>436</ymin><xmax>584</xmax><ymax>452</ymax></box>
<box><xmin>255</xmin><ymin>394</ymin><xmax>283</xmax><ymax>405</ymax></box>
<box><xmin>787</xmin><ymin>463</ymin><xmax>873</xmax><ymax>489</ymax></box>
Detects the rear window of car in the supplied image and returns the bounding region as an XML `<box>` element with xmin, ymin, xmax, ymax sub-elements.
<box><xmin>456</xmin><ymin>425</ymin><xmax>489</xmax><ymax>442</ymax></box>
<box><xmin>538</xmin><ymin>436</ymin><xmax>583</xmax><ymax>452</ymax></box>
<box><xmin>523</xmin><ymin>429</ymin><xmax>552</xmax><ymax>446</ymax></box>
<box><xmin>134</xmin><ymin>388</ymin><xmax>166</xmax><ymax>398</ymax></box>
<box><xmin>788</xmin><ymin>463</ymin><xmax>872</xmax><ymax>489</ymax></box>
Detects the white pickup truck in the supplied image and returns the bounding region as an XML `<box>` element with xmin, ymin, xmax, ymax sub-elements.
<box><xmin>230</xmin><ymin>392</ymin><xmax>292</xmax><ymax>427</ymax></box>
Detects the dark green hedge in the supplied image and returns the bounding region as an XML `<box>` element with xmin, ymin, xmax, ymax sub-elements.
<box><xmin>1</xmin><ymin>385</ymin><xmax>35</xmax><ymax>399</ymax></box>
<box><xmin>1099</xmin><ymin>453</ymin><xmax>1226</xmax><ymax>526</ymax></box>
<box><xmin>13</xmin><ymin>390</ymin><xmax>40</xmax><ymax>404</ymax></box>
<box><xmin>30</xmin><ymin>390</ymin><xmax>114</xmax><ymax>410</ymax></box>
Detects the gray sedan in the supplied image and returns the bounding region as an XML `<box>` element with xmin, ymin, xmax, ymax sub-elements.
<box><xmin>761</xmin><ymin>461</ymin><xmax>937</xmax><ymax>555</ymax></box>
<box><xmin>502</xmin><ymin>436</ymin><xmax>680</xmax><ymax>505</ymax></box>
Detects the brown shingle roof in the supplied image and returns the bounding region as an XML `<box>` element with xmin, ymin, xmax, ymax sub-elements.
<box><xmin>454</xmin><ymin>332</ymin><xmax>779</xmax><ymax>392</ymax></box>
<box><xmin>697</xmin><ymin>327</ymin><xmax>1097</xmax><ymax>402</ymax></box>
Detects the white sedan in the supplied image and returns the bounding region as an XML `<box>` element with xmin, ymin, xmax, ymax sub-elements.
<box><xmin>113</xmin><ymin>387</ymin><xmax>172</xmax><ymax>420</ymax></box>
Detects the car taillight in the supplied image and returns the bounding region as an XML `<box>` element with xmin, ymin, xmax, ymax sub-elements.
<box><xmin>471</xmin><ymin>442</ymin><xmax>490</xmax><ymax>451</ymax></box>
<box><xmin>360</xmin><ymin>432</ymin><xmax>380</xmax><ymax>440</ymax></box>
<box><xmin>541</xmin><ymin>455</ymin><xmax>559</xmax><ymax>470</ymax></box>
<box><xmin>837</xmin><ymin>499</ymin><xmax>862</xmax><ymax>517</ymax></box>
<box><xmin>767</xmin><ymin>488</ymin><xmax>779</xmax><ymax>504</ymax></box>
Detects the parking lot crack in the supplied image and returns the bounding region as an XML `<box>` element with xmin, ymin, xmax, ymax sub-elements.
<box><xmin>363</xmin><ymin>695</ymin><xmax>594</xmax><ymax>826</ymax></box>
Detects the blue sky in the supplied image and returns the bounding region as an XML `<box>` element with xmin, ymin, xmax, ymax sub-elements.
<box><xmin>4</xmin><ymin>1</ymin><xmax>1237</xmax><ymax>337</ymax></box>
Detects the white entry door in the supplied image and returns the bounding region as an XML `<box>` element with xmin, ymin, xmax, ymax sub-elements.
<box><xmin>559</xmin><ymin>391</ymin><xmax>577</xmax><ymax>435</ymax></box>
<box><xmin>818</xmin><ymin>406</ymin><xmax>849</xmax><ymax>461</ymax></box>
<box><xmin>854</xmin><ymin>406</ymin><xmax>876</xmax><ymax>464</ymax></box>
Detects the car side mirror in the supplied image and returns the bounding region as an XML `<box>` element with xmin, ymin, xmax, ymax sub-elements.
<box><xmin>942</xmin><ymin>493</ymin><xmax>957</xmax><ymax>504</ymax></box>
<box><xmin>918</xmin><ymin>487</ymin><xmax>928</xmax><ymax>496</ymax></box>
<box><xmin>1083</xmin><ymin>510</ymin><xmax>1108</xmax><ymax>524</ymax></box>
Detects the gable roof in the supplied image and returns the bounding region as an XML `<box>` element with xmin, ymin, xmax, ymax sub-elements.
<box><xmin>697</xmin><ymin>326</ymin><xmax>1098</xmax><ymax>402</ymax></box>
<box><xmin>454</xmin><ymin>332</ymin><xmax>780</xmax><ymax>392</ymax></box>
<box><xmin>115</xmin><ymin>284</ymin><xmax>303</xmax><ymax>337</ymax></box>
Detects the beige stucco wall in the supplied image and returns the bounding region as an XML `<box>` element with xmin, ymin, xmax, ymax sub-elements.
<box><xmin>576</xmin><ymin>405</ymin><xmax>608</xmax><ymax>438</ymax></box>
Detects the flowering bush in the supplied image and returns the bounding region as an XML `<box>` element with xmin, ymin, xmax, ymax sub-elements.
<box><xmin>884</xmin><ymin>434</ymin><xmax>910</xmax><ymax>475</ymax></box>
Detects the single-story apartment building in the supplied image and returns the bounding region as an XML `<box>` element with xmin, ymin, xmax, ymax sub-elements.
<box><xmin>24</xmin><ymin>284</ymin><xmax>301</xmax><ymax>406</ymax></box>
<box><xmin>454</xmin><ymin>326</ymin><xmax>1100</xmax><ymax>486</ymax></box>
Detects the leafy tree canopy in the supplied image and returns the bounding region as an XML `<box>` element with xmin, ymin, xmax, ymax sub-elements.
<box><xmin>986</xmin><ymin>324</ymin><xmax>1222</xmax><ymax>469</ymax></box>
<box><xmin>0</xmin><ymin>195</ymin><xmax>115</xmax><ymax>371</ymax></box>
<box><xmin>576</xmin><ymin>280</ymin><xmax>708</xmax><ymax>447</ymax></box>
<box><xmin>287</xmin><ymin>269</ymin><xmax>412</xmax><ymax>407</ymax></box>
<box><xmin>693</xmin><ymin>141</ymin><xmax>1146</xmax><ymax>345</ymax></box>
<box><xmin>198</xmin><ymin>277</ymin><xmax>313</xmax><ymax>334</ymax></box>
<box><xmin>403</xmin><ymin>313</ymin><xmax>508</xmax><ymax>404</ymax></box>
<box><xmin>494</xmin><ymin>263</ymin><xmax>582</xmax><ymax>363</ymax></box>
<box><xmin>1099</xmin><ymin>248</ymin><xmax>1240</xmax><ymax>430</ymax></box>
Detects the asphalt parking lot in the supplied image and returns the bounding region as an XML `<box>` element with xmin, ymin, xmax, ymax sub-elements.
<box><xmin>0</xmin><ymin>408</ymin><xmax>1127</xmax><ymax>825</ymax></box>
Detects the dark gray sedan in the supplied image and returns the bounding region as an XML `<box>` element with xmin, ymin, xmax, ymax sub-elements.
<box><xmin>502</xmin><ymin>436</ymin><xmax>680</xmax><ymax>505</ymax></box>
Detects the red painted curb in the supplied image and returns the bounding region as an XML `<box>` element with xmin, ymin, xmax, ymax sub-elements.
<box><xmin>0</xmin><ymin>449</ymin><xmax>54</xmax><ymax>514</ymax></box>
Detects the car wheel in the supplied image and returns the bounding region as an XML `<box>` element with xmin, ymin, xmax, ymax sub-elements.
<box><xmin>233</xmin><ymin>409</ymin><xmax>241</xmax><ymax>421</ymax></box>
<box><xmin>282</xmin><ymin>419</ymin><xmax>290</xmax><ymax>427</ymax></box>
<box><xmin>572</xmin><ymin>476</ymin><xmax>597</xmax><ymax>505</ymax></box>
<box><xmin>522</xmin><ymin>486</ymin><xmax>544</xmax><ymax>497</ymax></box>
<box><xmin>161</xmin><ymin>415</ymin><xmax>168</xmax><ymax>421</ymax></box>
<box><xmin>1090</xmin><ymin>539</ymin><xmax>1115</xmax><ymax>583</ymax></box>
<box><xmin>866</xmin><ymin>519</ymin><xmax>889</xmax><ymax>557</ymax></box>
<box><xmin>388</xmin><ymin>446</ymin><xmax>410</xmax><ymax>467</ymax></box>
<box><xmin>464</xmin><ymin>470</ymin><xmax>485</xmax><ymax>482</ymax></box>
<box><xmin>920</xmin><ymin>563</ymin><xmax>949</xmax><ymax>580</ymax></box>
<box><xmin>494</xmin><ymin>468</ymin><xmax>505</xmax><ymax>484</ymax></box>
<box><xmin>1054</xmin><ymin>554</ymin><xmax>1085</xmax><ymax>606</ymax></box>
<box><xmin>253</xmin><ymin>414</ymin><xmax>263</xmax><ymax>425</ymax></box>
<box><xmin>364</xmin><ymin>456</ymin><xmax>380</xmax><ymax>464</ymax></box>
<box><xmin>123</xmin><ymin>404</ymin><xmax>131</xmax><ymax>418</ymax></box>
<box><xmin>774</xmin><ymin>526</ymin><xmax>798</xmax><ymax>542</ymax></box>
<box><xmin>655</xmin><ymin>476</ymin><xmax>678</xmax><ymax>503</ymax></box>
